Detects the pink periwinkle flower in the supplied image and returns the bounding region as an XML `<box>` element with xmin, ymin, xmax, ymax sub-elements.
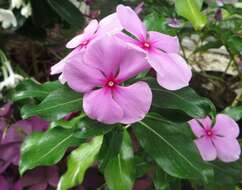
<box><xmin>51</xmin><ymin>14</ymin><xmax>122</xmax><ymax>83</ymax></box>
<box><xmin>63</xmin><ymin>36</ymin><xmax>152</xmax><ymax>124</ymax></box>
<box><xmin>189</xmin><ymin>114</ymin><xmax>241</xmax><ymax>162</ymax></box>
<box><xmin>116</xmin><ymin>5</ymin><xmax>192</xmax><ymax>90</ymax></box>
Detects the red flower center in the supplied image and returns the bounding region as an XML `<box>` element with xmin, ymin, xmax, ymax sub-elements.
<box><xmin>142</xmin><ymin>42</ymin><xmax>151</xmax><ymax>49</ymax></box>
<box><xmin>80</xmin><ymin>40</ymin><xmax>89</xmax><ymax>47</ymax></box>
<box><xmin>205</xmin><ymin>129</ymin><xmax>213</xmax><ymax>137</ymax></box>
<box><xmin>105</xmin><ymin>79</ymin><xmax>117</xmax><ymax>89</ymax></box>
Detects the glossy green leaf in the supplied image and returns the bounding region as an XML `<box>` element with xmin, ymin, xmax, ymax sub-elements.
<box><xmin>13</xmin><ymin>79</ymin><xmax>62</xmax><ymax>101</ymax></box>
<box><xmin>175</xmin><ymin>0</ymin><xmax>207</xmax><ymax>30</ymax></box>
<box><xmin>133</xmin><ymin>114</ymin><xmax>213</xmax><ymax>182</ymax></box>
<box><xmin>58</xmin><ymin>136</ymin><xmax>103</xmax><ymax>190</ymax></box>
<box><xmin>153</xmin><ymin>167</ymin><xmax>181</xmax><ymax>190</ymax></box>
<box><xmin>47</xmin><ymin>0</ymin><xmax>84</xmax><ymax>28</ymax></box>
<box><xmin>223</xmin><ymin>106</ymin><xmax>242</xmax><ymax>121</ymax></box>
<box><xmin>104</xmin><ymin>130</ymin><xmax>135</xmax><ymax>190</ymax></box>
<box><xmin>21</xmin><ymin>85</ymin><xmax>82</xmax><ymax>121</ymax></box>
<box><xmin>147</xmin><ymin>78</ymin><xmax>215</xmax><ymax>120</ymax></box>
<box><xmin>20</xmin><ymin>128</ymin><xmax>82</xmax><ymax>175</ymax></box>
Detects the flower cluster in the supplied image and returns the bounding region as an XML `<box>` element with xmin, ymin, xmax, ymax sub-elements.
<box><xmin>51</xmin><ymin>4</ymin><xmax>192</xmax><ymax>124</ymax></box>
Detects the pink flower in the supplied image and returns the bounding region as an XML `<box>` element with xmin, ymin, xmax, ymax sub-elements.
<box><xmin>188</xmin><ymin>114</ymin><xmax>241</xmax><ymax>162</ymax></box>
<box><xmin>63</xmin><ymin>36</ymin><xmax>152</xmax><ymax>124</ymax></box>
<box><xmin>116</xmin><ymin>5</ymin><xmax>192</xmax><ymax>90</ymax></box>
<box><xmin>51</xmin><ymin>13</ymin><xmax>122</xmax><ymax>83</ymax></box>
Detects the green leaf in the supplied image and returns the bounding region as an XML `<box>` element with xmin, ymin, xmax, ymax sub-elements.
<box><xmin>223</xmin><ymin>106</ymin><xmax>242</xmax><ymax>121</ymax></box>
<box><xmin>175</xmin><ymin>0</ymin><xmax>207</xmax><ymax>30</ymax></box>
<box><xmin>104</xmin><ymin>130</ymin><xmax>135</xmax><ymax>190</ymax></box>
<box><xmin>194</xmin><ymin>41</ymin><xmax>222</xmax><ymax>53</ymax></box>
<box><xmin>58</xmin><ymin>135</ymin><xmax>103</xmax><ymax>190</ymax></box>
<box><xmin>99</xmin><ymin>129</ymin><xmax>123</xmax><ymax>170</ymax></box>
<box><xmin>153</xmin><ymin>167</ymin><xmax>181</xmax><ymax>190</ymax></box>
<box><xmin>20</xmin><ymin>128</ymin><xmax>82</xmax><ymax>175</ymax></box>
<box><xmin>21</xmin><ymin>85</ymin><xmax>83</xmax><ymax>121</ymax></box>
<box><xmin>47</xmin><ymin>0</ymin><xmax>84</xmax><ymax>28</ymax></box>
<box><xmin>13</xmin><ymin>79</ymin><xmax>62</xmax><ymax>101</ymax></box>
<box><xmin>133</xmin><ymin>114</ymin><xmax>213</xmax><ymax>182</ymax></box>
<box><xmin>147</xmin><ymin>78</ymin><xmax>215</xmax><ymax>120</ymax></box>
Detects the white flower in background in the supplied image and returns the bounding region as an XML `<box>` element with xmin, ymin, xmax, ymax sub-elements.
<box><xmin>11</xmin><ymin>0</ymin><xmax>25</xmax><ymax>9</ymax></box>
<box><xmin>0</xmin><ymin>8</ymin><xmax>17</xmax><ymax>28</ymax></box>
<box><xmin>21</xmin><ymin>2</ymin><xmax>32</xmax><ymax>18</ymax></box>
<box><xmin>0</xmin><ymin>57</ymin><xmax>23</xmax><ymax>92</ymax></box>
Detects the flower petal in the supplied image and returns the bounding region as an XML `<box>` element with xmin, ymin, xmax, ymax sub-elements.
<box><xmin>148</xmin><ymin>52</ymin><xmax>192</xmax><ymax>90</ymax></box>
<box><xmin>50</xmin><ymin>48</ymin><xmax>80</xmax><ymax>75</ymax></box>
<box><xmin>63</xmin><ymin>55</ymin><xmax>105</xmax><ymax>93</ymax></box>
<box><xmin>195</xmin><ymin>137</ymin><xmax>217</xmax><ymax>161</ymax></box>
<box><xmin>188</xmin><ymin>119</ymin><xmax>205</xmax><ymax>138</ymax></box>
<box><xmin>116</xmin><ymin>45</ymin><xmax>149</xmax><ymax>82</ymax></box>
<box><xmin>84</xmin><ymin>35</ymin><xmax>125</xmax><ymax>77</ymax></box>
<box><xmin>213</xmin><ymin>137</ymin><xmax>241</xmax><ymax>162</ymax></box>
<box><xmin>113</xmin><ymin>82</ymin><xmax>152</xmax><ymax>124</ymax></box>
<box><xmin>197</xmin><ymin>116</ymin><xmax>212</xmax><ymax>130</ymax></box>
<box><xmin>97</xmin><ymin>13</ymin><xmax>123</xmax><ymax>35</ymax></box>
<box><xmin>213</xmin><ymin>114</ymin><xmax>239</xmax><ymax>138</ymax></box>
<box><xmin>66</xmin><ymin>20</ymin><xmax>98</xmax><ymax>49</ymax></box>
<box><xmin>83</xmin><ymin>88</ymin><xmax>123</xmax><ymax>124</ymax></box>
<box><xmin>0</xmin><ymin>175</ymin><xmax>9</xmax><ymax>190</ymax></box>
<box><xmin>116</xmin><ymin>4</ymin><xmax>146</xmax><ymax>40</ymax></box>
<box><xmin>149</xmin><ymin>31</ymin><xmax>180</xmax><ymax>53</ymax></box>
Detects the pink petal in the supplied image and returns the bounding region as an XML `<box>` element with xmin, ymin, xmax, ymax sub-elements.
<box><xmin>84</xmin><ymin>19</ymin><xmax>99</xmax><ymax>34</ymax></box>
<box><xmin>148</xmin><ymin>52</ymin><xmax>192</xmax><ymax>90</ymax></box>
<box><xmin>113</xmin><ymin>82</ymin><xmax>152</xmax><ymax>124</ymax></box>
<box><xmin>197</xmin><ymin>116</ymin><xmax>212</xmax><ymax>130</ymax></box>
<box><xmin>116</xmin><ymin>45</ymin><xmax>149</xmax><ymax>82</ymax></box>
<box><xmin>66</xmin><ymin>20</ymin><xmax>98</xmax><ymax>49</ymax></box>
<box><xmin>213</xmin><ymin>114</ymin><xmax>239</xmax><ymax>138</ymax></box>
<box><xmin>188</xmin><ymin>119</ymin><xmax>205</xmax><ymax>138</ymax></box>
<box><xmin>63</xmin><ymin>55</ymin><xmax>105</xmax><ymax>93</ymax></box>
<box><xmin>97</xmin><ymin>13</ymin><xmax>123</xmax><ymax>35</ymax></box>
<box><xmin>213</xmin><ymin>137</ymin><xmax>241</xmax><ymax>162</ymax></box>
<box><xmin>195</xmin><ymin>137</ymin><xmax>217</xmax><ymax>161</ymax></box>
<box><xmin>84</xmin><ymin>36</ymin><xmax>125</xmax><ymax>77</ymax></box>
<box><xmin>116</xmin><ymin>4</ymin><xmax>147</xmax><ymax>40</ymax></box>
<box><xmin>149</xmin><ymin>31</ymin><xmax>180</xmax><ymax>53</ymax></box>
<box><xmin>50</xmin><ymin>48</ymin><xmax>80</xmax><ymax>75</ymax></box>
<box><xmin>47</xmin><ymin>166</ymin><xmax>59</xmax><ymax>187</ymax></box>
<box><xmin>83</xmin><ymin>88</ymin><xmax>123</xmax><ymax>124</ymax></box>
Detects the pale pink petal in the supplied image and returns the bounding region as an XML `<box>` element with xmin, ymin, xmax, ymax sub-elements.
<box><xmin>66</xmin><ymin>20</ymin><xmax>98</xmax><ymax>49</ymax></box>
<box><xmin>117</xmin><ymin>4</ymin><xmax>147</xmax><ymax>40</ymax></box>
<box><xmin>113</xmin><ymin>82</ymin><xmax>152</xmax><ymax>124</ymax></box>
<box><xmin>149</xmin><ymin>31</ymin><xmax>180</xmax><ymax>53</ymax></box>
<box><xmin>188</xmin><ymin>119</ymin><xmax>205</xmax><ymax>138</ymax></box>
<box><xmin>194</xmin><ymin>137</ymin><xmax>217</xmax><ymax>161</ymax></box>
<box><xmin>197</xmin><ymin>116</ymin><xmax>212</xmax><ymax>130</ymax></box>
<box><xmin>213</xmin><ymin>114</ymin><xmax>239</xmax><ymax>138</ymax></box>
<box><xmin>116</xmin><ymin>46</ymin><xmax>149</xmax><ymax>82</ymax></box>
<box><xmin>84</xmin><ymin>36</ymin><xmax>125</xmax><ymax>77</ymax></box>
<box><xmin>63</xmin><ymin>55</ymin><xmax>105</xmax><ymax>93</ymax></box>
<box><xmin>50</xmin><ymin>48</ymin><xmax>80</xmax><ymax>75</ymax></box>
<box><xmin>97</xmin><ymin>13</ymin><xmax>123</xmax><ymax>35</ymax></box>
<box><xmin>213</xmin><ymin>137</ymin><xmax>241</xmax><ymax>162</ymax></box>
<box><xmin>115</xmin><ymin>32</ymin><xmax>140</xmax><ymax>46</ymax></box>
<box><xmin>58</xmin><ymin>74</ymin><xmax>66</xmax><ymax>84</ymax></box>
<box><xmin>148</xmin><ymin>52</ymin><xmax>192</xmax><ymax>90</ymax></box>
<box><xmin>83</xmin><ymin>88</ymin><xmax>123</xmax><ymax>124</ymax></box>
<box><xmin>84</xmin><ymin>19</ymin><xmax>99</xmax><ymax>34</ymax></box>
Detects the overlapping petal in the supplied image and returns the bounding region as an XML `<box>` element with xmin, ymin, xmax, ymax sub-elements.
<box><xmin>63</xmin><ymin>55</ymin><xmax>105</xmax><ymax>93</ymax></box>
<box><xmin>83</xmin><ymin>88</ymin><xmax>123</xmax><ymax>124</ymax></box>
<box><xmin>148</xmin><ymin>52</ymin><xmax>192</xmax><ymax>90</ymax></box>
<box><xmin>149</xmin><ymin>31</ymin><xmax>180</xmax><ymax>53</ymax></box>
<box><xmin>213</xmin><ymin>136</ymin><xmax>241</xmax><ymax>162</ymax></box>
<box><xmin>213</xmin><ymin>114</ymin><xmax>240</xmax><ymax>138</ymax></box>
<box><xmin>188</xmin><ymin>119</ymin><xmax>205</xmax><ymax>138</ymax></box>
<box><xmin>116</xmin><ymin>4</ymin><xmax>147</xmax><ymax>40</ymax></box>
<box><xmin>113</xmin><ymin>82</ymin><xmax>152</xmax><ymax>124</ymax></box>
<box><xmin>195</xmin><ymin>137</ymin><xmax>217</xmax><ymax>161</ymax></box>
<box><xmin>66</xmin><ymin>20</ymin><xmax>98</xmax><ymax>49</ymax></box>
